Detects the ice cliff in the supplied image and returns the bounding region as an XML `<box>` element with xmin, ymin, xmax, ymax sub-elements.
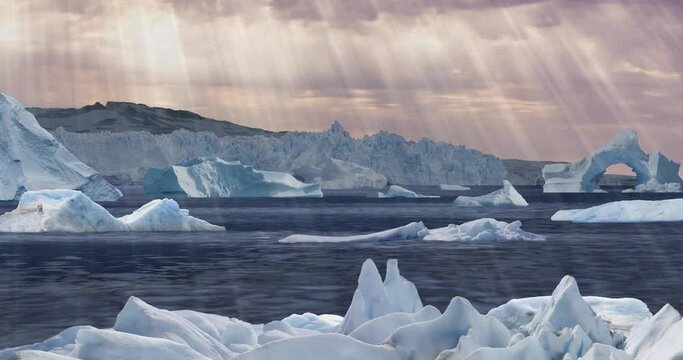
<box><xmin>50</xmin><ymin>121</ymin><xmax>507</xmax><ymax>186</ymax></box>
<box><xmin>542</xmin><ymin>130</ymin><xmax>682</xmax><ymax>193</ymax></box>
<box><xmin>143</xmin><ymin>157</ymin><xmax>323</xmax><ymax>198</ymax></box>
<box><xmin>0</xmin><ymin>93</ymin><xmax>121</xmax><ymax>201</ymax></box>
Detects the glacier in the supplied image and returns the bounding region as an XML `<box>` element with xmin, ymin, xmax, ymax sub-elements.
<box><xmin>0</xmin><ymin>190</ymin><xmax>225</xmax><ymax>232</ymax></box>
<box><xmin>143</xmin><ymin>157</ymin><xmax>323</xmax><ymax>198</ymax></box>
<box><xmin>49</xmin><ymin>121</ymin><xmax>507</xmax><ymax>187</ymax></box>
<box><xmin>3</xmin><ymin>258</ymin><xmax>681</xmax><ymax>360</ymax></box>
<box><xmin>0</xmin><ymin>93</ymin><xmax>121</xmax><ymax>201</ymax></box>
<box><xmin>377</xmin><ymin>185</ymin><xmax>440</xmax><ymax>198</ymax></box>
<box><xmin>453</xmin><ymin>181</ymin><xmax>528</xmax><ymax>207</ymax></box>
<box><xmin>542</xmin><ymin>130</ymin><xmax>682</xmax><ymax>193</ymax></box>
<box><xmin>279</xmin><ymin>218</ymin><xmax>542</xmax><ymax>243</ymax></box>
<box><xmin>291</xmin><ymin>156</ymin><xmax>388</xmax><ymax>189</ymax></box>
<box><xmin>551</xmin><ymin>198</ymin><xmax>683</xmax><ymax>223</ymax></box>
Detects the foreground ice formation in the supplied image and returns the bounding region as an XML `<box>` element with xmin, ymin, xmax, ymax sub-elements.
<box><xmin>291</xmin><ymin>156</ymin><xmax>388</xmax><ymax>189</ymax></box>
<box><xmin>279</xmin><ymin>218</ymin><xmax>543</xmax><ymax>243</ymax></box>
<box><xmin>377</xmin><ymin>185</ymin><xmax>440</xmax><ymax>198</ymax></box>
<box><xmin>552</xmin><ymin>198</ymin><xmax>683</xmax><ymax>223</ymax></box>
<box><xmin>51</xmin><ymin>121</ymin><xmax>506</xmax><ymax>186</ymax></box>
<box><xmin>453</xmin><ymin>181</ymin><xmax>528</xmax><ymax>207</ymax></box>
<box><xmin>0</xmin><ymin>190</ymin><xmax>225</xmax><ymax>232</ymax></box>
<box><xmin>143</xmin><ymin>157</ymin><xmax>323</xmax><ymax>198</ymax></box>
<box><xmin>3</xmin><ymin>259</ymin><xmax>680</xmax><ymax>360</ymax></box>
<box><xmin>542</xmin><ymin>130</ymin><xmax>682</xmax><ymax>193</ymax></box>
<box><xmin>0</xmin><ymin>93</ymin><xmax>121</xmax><ymax>201</ymax></box>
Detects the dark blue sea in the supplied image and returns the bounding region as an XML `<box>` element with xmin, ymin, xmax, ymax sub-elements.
<box><xmin>1</xmin><ymin>186</ymin><xmax>682</xmax><ymax>348</ymax></box>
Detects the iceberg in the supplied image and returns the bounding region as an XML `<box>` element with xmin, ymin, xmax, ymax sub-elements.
<box><xmin>279</xmin><ymin>219</ymin><xmax>542</xmax><ymax>243</ymax></box>
<box><xmin>291</xmin><ymin>156</ymin><xmax>388</xmax><ymax>189</ymax></box>
<box><xmin>143</xmin><ymin>157</ymin><xmax>323</xmax><ymax>198</ymax></box>
<box><xmin>0</xmin><ymin>190</ymin><xmax>224</xmax><ymax>232</ymax></box>
<box><xmin>0</xmin><ymin>93</ymin><xmax>121</xmax><ymax>201</ymax></box>
<box><xmin>542</xmin><ymin>130</ymin><xmax>682</xmax><ymax>193</ymax></box>
<box><xmin>50</xmin><ymin>120</ymin><xmax>507</xmax><ymax>186</ymax></box>
<box><xmin>552</xmin><ymin>198</ymin><xmax>683</xmax><ymax>223</ymax></box>
<box><xmin>440</xmin><ymin>184</ymin><xmax>471</xmax><ymax>191</ymax></box>
<box><xmin>453</xmin><ymin>181</ymin><xmax>528</xmax><ymax>207</ymax></box>
<box><xmin>377</xmin><ymin>185</ymin><xmax>440</xmax><ymax>198</ymax></box>
<box><xmin>5</xmin><ymin>258</ymin><xmax>682</xmax><ymax>360</ymax></box>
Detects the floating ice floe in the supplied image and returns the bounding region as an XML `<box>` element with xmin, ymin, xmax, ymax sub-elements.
<box><xmin>0</xmin><ymin>93</ymin><xmax>121</xmax><ymax>201</ymax></box>
<box><xmin>0</xmin><ymin>190</ymin><xmax>225</xmax><ymax>232</ymax></box>
<box><xmin>279</xmin><ymin>218</ymin><xmax>543</xmax><ymax>243</ymax></box>
<box><xmin>453</xmin><ymin>181</ymin><xmax>528</xmax><ymax>207</ymax></box>
<box><xmin>551</xmin><ymin>198</ymin><xmax>683</xmax><ymax>223</ymax></box>
<box><xmin>440</xmin><ymin>184</ymin><xmax>471</xmax><ymax>191</ymax></box>
<box><xmin>144</xmin><ymin>157</ymin><xmax>323</xmax><ymax>198</ymax></box>
<box><xmin>291</xmin><ymin>156</ymin><xmax>388</xmax><ymax>189</ymax></box>
<box><xmin>377</xmin><ymin>185</ymin><xmax>440</xmax><ymax>198</ymax></box>
<box><xmin>4</xmin><ymin>258</ymin><xmax>681</xmax><ymax>360</ymax></box>
<box><xmin>542</xmin><ymin>130</ymin><xmax>682</xmax><ymax>193</ymax></box>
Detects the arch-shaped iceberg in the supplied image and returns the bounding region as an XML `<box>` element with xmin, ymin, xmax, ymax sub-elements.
<box><xmin>542</xmin><ymin>130</ymin><xmax>681</xmax><ymax>193</ymax></box>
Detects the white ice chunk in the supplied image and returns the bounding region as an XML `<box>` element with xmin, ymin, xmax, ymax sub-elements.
<box><xmin>0</xmin><ymin>190</ymin><xmax>224</xmax><ymax>232</ymax></box>
<box><xmin>423</xmin><ymin>219</ymin><xmax>544</xmax><ymax>242</ymax></box>
<box><xmin>9</xmin><ymin>351</ymin><xmax>78</xmax><ymax>360</ymax></box>
<box><xmin>552</xmin><ymin>199</ymin><xmax>683</xmax><ymax>223</ymax></box>
<box><xmin>625</xmin><ymin>304</ymin><xmax>681</xmax><ymax>358</ymax></box>
<box><xmin>173</xmin><ymin>310</ymin><xmax>258</xmax><ymax>353</ymax></box>
<box><xmin>144</xmin><ymin>157</ymin><xmax>323</xmax><ymax>198</ymax></box>
<box><xmin>453</xmin><ymin>181</ymin><xmax>528</xmax><ymax>207</ymax></box>
<box><xmin>0</xmin><ymin>93</ymin><xmax>121</xmax><ymax>201</ymax></box>
<box><xmin>440</xmin><ymin>184</ymin><xmax>471</xmax><ymax>191</ymax></box>
<box><xmin>377</xmin><ymin>185</ymin><xmax>440</xmax><ymax>198</ymax></box>
<box><xmin>279</xmin><ymin>222</ymin><xmax>427</xmax><ymax>243</ymax></box>
<box><xmin>338</xmin><ymin>259</ymin><xmax>423</xmax><ymax>334</ymax></box>
<box><xmin>280</xmin><ymin>313</ymin><xmax>343</xmax><ymax>333</ymax></box>
<box><xmin>349</xmin><ymin>306</ymin><xmax>441</xmax><ymax>345</ymax></box>
<box><xmin>579</xmin><ymin>343</ymin><xmax>632</xmax><ymax>360</ymax></box>
<box><xmin>636</xmin><ymin>317</ymin><xmax>683</xmax><ymax>360</ymax></box>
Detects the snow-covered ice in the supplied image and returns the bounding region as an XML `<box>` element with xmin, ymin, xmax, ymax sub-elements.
<box><xmin>279</xmin><ymin>219</ymin><xmax>542</xmax><ymax>243</ymax></box>
<box><xmin>0</xmin><ymin>190</ymin><xmax>225</xmax><ymax>232</ymax></box>
<box><xmin>144</xmin><ymin>157</ymin><xmax>323</xmax><ymax>198</ymax></box>
<box><xmin>542</xmin><ymin>130</ymin><xmax>682</xmax><ymax>193</ymax></box>
<box><xmin>440</xmin><ymin>184</ymin><xmax>471</xmax><ymax>191</ymax></box>
<box><xmin>377</xmin><ymin>185</ymin><xmax>440</xmax><ymax>198</ymax></box>
<box><xmin>0</xmin><ymin>93</ymin><xmax>121</xmax><ymax>201</ymax></box>
<box><xmin>51</xmin><ymin>121</ymin><xmax>507</xmax><ymax>186</ymax></box>
<box><xmin>552</xmin><ymin>198</ymin><xmax>683</xmax><ymax>223</ymax></box>
<box><xmin>291</xmin><ymin>156</ymin><xmax>388</xmax><ymax>189</ymax></box>
<box><xmin>3</xmin><ymin>258</ymin><xmax>683</xmax><ymax>360</ymax></box>
<box><xmin>453</xmin><ymin>181</ymin><xmax>528</xmax><ymax>207</ymax></box>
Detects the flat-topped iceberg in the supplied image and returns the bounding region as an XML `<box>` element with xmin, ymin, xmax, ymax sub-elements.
<box><xmin>279</xmin><ymin>218</ymin><xmax>542</xmax><ymax>243</ymax></box>
<box><xmin>0</xmin><ymin>93</ymin><xmax>121</xmax><ymax>201</ymax></box>
<box><xmin>143</xmin><ymin>157</ymin><xmax>323</xmax><ymax>198</ymax></box>
<box><xmin>552</xmin><ymin>198</ymin><xmax>683</xmax><ymax>223</ymax></box>
<box><xmin>377</xmin><ymin>185</ymin><xmax>439</xmax><ymax>198</ymax></box>
<box><xmin>440</xmin><ymin>184</ymin><xmax>471</xmax><ymax>191</ymax></box>
<box><xmin>453</xmin><ymin>181</ymin><xmax>528</xmax><ymax>207</ymax></box>
<box><xmin>542</xmin><ymin>130</ymin><xmax>682</xmax><ymax>193</ymax></box>
<box><xmin>291</xmin><ymin>156</ymin><xmax>388</xmax><ymax>189</ymax></box>
<box><xmin>0</xmin><ymin>190</ymin><xmax>224</xmax><ymax>232</ymax></box>
<box><xmin>4</xmin><ymin>258</ymin><xmax>679</xmax><ymax>360</ymax></box>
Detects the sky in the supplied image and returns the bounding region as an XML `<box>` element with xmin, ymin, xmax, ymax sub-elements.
<box><xmin>1</xmin><ymin>0</ymin><xmax>682</xmax><ymax>164</ymax></box>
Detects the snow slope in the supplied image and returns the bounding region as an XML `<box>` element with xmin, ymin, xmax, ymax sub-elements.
<box><xmin>3</xmin><ymin>258</ymin><xmax>682</xmax><ymax>360</ymax></box>
<box><xmin>0</xmin><ymin>93</ymin><xmax>121</xmax><ymax>201</ymax></box>
<box><xmin>143</xmin><ymin>157</ymin><xmax>323</xmax><ymax>198</ymax></box>
<box><xmin>0</xmin><ymin>190</ymin><xmax>224</xmax><ymax>232</ymax></box>
<box><xmin>279</xmin><ymin>219</ymin><xmax>542</xmax><ymax>243</ymax></box>
<box><xmin>552</xmin><ymin>199</ymin><xmax>683</xmax><ymax>223</ymax></box>
<box><xmin>542</xmin><ymin>130</ymin><xmax>682</xmax><ymax>193</ymax></box>
<box><xmin>51</xmin><ymin>121</ymin><xmax>506</xmax><ymax>186</ymax></box>
<box><xmin>453</xmin><ymin>181</ymin><xmax>528</xmax><ymax>207</ymax></box>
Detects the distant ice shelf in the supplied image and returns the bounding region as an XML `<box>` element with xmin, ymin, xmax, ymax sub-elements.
<box><xmin>2</xmin><ymin>259</ymin><xmax>680</xmax><ymax>360</ymax></box>
<box><xmin>279</xmin><ymin>218</ymin><xmax>544</xmax><ymax>243</ymax></box>
<box><xmin>0</xmin><ymin>190</ymin><xmax>225</xmax><ymax>232</ymax></box>
<box><xmin>552</xmin><ymin>198</ymin><xmax>683</xmax><ymax>223</ymax></box>
<box><xmin>453</xmin><ymin>180</ymin><xmax>528</xmax><ymax>207</ymax></box>
<box><xmin>143</xmin><ymin>157</ymin><xmax>323</xmax><ymax>198</ymax></box>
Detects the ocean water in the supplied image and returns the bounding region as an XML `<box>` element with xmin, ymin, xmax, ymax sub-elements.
<box><xmin>1</xmin><ymin>186</ymin><xmax>682</xmax><ymax>348</ymax></box>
